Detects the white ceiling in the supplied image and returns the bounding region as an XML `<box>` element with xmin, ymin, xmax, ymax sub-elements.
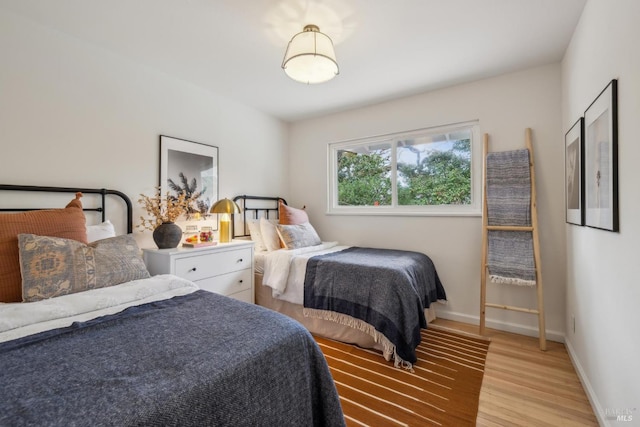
<box><xmin>1</xmin><ymin>0</ymin><xmax>586</xmax><ymax>122</ymax></box>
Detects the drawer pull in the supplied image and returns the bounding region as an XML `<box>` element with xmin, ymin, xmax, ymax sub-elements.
<box><xmin>189</xmin><ymin>267</ymin><xmax>197</xmax><ymax>272</ymax></box>
<box><xmin>237</xmin><ymin>258</ymin><xmax>243</xmax><ymax>263</ymax></box>
<box><xmin>238</xmin><ymin>279</ymin><xmax>243</xmax><ymax>284</ymax></box>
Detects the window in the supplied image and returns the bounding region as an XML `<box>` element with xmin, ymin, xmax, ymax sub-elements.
<box><xmin>327</xmin><ymin>121</ymin><xmax>481</xmax><ymax>216</ymax></box>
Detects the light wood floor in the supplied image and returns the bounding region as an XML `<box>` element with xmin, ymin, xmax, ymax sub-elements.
<box><xmin>431</xmin><ymin>319</ymin><xmax>598</xmax><ymax>426</ymax></box>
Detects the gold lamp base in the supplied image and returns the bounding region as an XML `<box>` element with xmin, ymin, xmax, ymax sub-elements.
<box><xmin>219</xmin><ymin>217</ymin><xmax>231</xmax><ymax>243</ymax></box>
<box><xmin>210</xmin><ymin>198</ymin><xmax>241</xmax><ymax>244</ymax></box>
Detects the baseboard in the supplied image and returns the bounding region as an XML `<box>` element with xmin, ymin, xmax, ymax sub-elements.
<box><xmin>428</xmin><ymin>323</ymin><xmax>490</xmax><ymax>342</ymax></box>
<box><xmin>564</xmin><ymin>338</ymin><xmax>608</xmax><ymax>426</ymax></box>
<box><xmin>435</xmin><ymin>310</ymin><xmax>565</xmax><ymax>343</ymax></box>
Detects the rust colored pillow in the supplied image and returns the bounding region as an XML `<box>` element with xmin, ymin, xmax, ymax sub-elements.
<box><xmin>0</xmin><ymin>193</ymin><xmax>87</xmax><ymax>302</ymax></box>
<box><xmin>279</xmin><ymin>200</ymin><xmax>309</xmax><ymax>225</ymax></box>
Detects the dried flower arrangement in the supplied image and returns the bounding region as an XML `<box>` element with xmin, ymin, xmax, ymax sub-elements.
<box><xmin>137</xmin><ymin>188</ymin><xmax>195</xmax><ymax>231</ymax></box>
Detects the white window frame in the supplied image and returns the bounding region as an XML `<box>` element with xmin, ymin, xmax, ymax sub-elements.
<box><xmin>327</xmin><ymin>121</ymin><xmax>482</xmax><ymax>216</ymax></box>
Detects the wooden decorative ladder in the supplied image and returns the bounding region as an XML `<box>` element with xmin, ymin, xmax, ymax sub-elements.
<box><xmin>479</xmin><ymin>128</ymin><xmax>546</xmax><ymax>350</ymax></box>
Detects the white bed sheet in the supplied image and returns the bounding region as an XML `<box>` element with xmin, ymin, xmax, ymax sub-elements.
<box><xmin>260</xmin><ymin>242</ymin><xmax>348</xmax><ymax>305</ymax></box>
<box><xmin>0</xmin><ymin>275</ymin><xmax>198</xmax><ymax>343</ymax></box>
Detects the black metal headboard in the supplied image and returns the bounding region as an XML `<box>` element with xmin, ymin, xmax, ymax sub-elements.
<box><xmin>0</xmin><ymin>184</ymin><xmax>133</xmax><ymax>233</ymax></box>
<box><xmin>232</xmin><ymin>195</ymin><xmax>287</xmax><ymax>238</ymax></box>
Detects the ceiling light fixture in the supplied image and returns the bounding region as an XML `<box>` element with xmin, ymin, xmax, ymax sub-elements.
<box><xmin>282</xmin><ymin>24</ymin><xmax>339</xmax><ymax>84</ymax></box>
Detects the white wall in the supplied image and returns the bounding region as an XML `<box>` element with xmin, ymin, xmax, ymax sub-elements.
<box><xmin>562</xmin><ymin>0</ymin><xmax>640</xmax><ymax>424</ymax></box>
<box><xmin>289</xmin><ymin>64</ymin><xmax>566</xmax><ymax>340</ymax></box>
<box><xmin>0</xmin><ymin>9</ymin><xmax>288</xmax><ymax>248</ymax></box>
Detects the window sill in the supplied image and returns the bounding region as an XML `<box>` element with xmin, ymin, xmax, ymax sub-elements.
<box><xmin>325</xmin><ymin>209</ymin><xmax>482</xmax><ymax>217</ymax></box>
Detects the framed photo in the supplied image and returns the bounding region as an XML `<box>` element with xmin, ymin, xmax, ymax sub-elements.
<box><xmin>565</xmin><ymin>118</ymin><xmax>584</xmax><ymax>225</ymax></box>
<box><xmin>584</xmin><ymin>79</ymin><xmax>618</xmax><ymax>231</ymax></box>
<box><xmin>160</xmin><ymin>135</ymin><xmax>219</xmax><ymax>228</ymax></box>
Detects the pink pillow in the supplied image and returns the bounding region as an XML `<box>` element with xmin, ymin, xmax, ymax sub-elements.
<box><xmin>279</xmin><ymin>200</ymin><xmax>309</xmax><ymax>225</ymax></box>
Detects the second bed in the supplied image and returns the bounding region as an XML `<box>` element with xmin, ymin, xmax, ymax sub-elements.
<box><xmin>234</xmin><ymin>195</ymin><xmax>447</xmax><ymax>368</ymax></box>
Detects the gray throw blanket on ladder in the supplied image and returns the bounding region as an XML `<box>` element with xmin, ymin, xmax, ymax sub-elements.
<box><xmin>486</xmin><ymin>149</ymin><xmax>536</xmax><ymax>286</ymax></box>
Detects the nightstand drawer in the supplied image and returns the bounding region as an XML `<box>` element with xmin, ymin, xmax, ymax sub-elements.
<box><xmin>175</xmin><ymin>248</ymin><xmax>252</xmax><ymax>281</ymax></box>
<box><xmin>196</xmin><ymin>268</ymin><xmax>252</xmax><ymax>296</ymax></box>
<box><xmin>143</xmin><ymin>240</ymin><xmax>255</xmax><ymax>304</ymax></box>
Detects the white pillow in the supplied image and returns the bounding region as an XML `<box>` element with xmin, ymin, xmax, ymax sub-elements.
<box><xmin>260</xmin><ymin>217</ymin><xmax>281</xmax><ymax>252</ymax></box>
<box><xmin>247</xmin><ymin>220</ymin><xmax>267</xmax><ymax>252</ymax></box>
<box><xmin>86</xmin><ymin>220</ymin><xmax>116</xmax><ymax>243</ymax></box>
<box><xmin>276</xmin><ymin>222</ymin><xmax>321</xmax><ymax>250</ymax></box>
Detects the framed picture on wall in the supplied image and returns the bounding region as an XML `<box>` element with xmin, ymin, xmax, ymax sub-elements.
<box><xmin>565</xmin><ymin>118</ymin><xmax>584</xmax><ymax>226</ymax></box>
<box><xmin>160</xmin><ymin>135</ymin><xmax>219</xmax><ymax>228</ymax></box>
<box><xmin>583</xmin><ymin>79</ymin><xmax>618</xmax><ymax>232</ymax></box>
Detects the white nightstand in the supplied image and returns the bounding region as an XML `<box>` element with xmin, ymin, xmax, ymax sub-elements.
<box><xmin>143</xmin><ymin>240</ymin><xmax>254</xmax><ymax>303</ymax></box>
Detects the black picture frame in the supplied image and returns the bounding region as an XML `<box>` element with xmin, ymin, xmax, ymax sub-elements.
<box><xmin>584</xmin><ymin>79</ymin><xmax>618</xmax><ymax>232</ymax></box>
<box><xmin>565</xmin><ymin>118</ymin><xmax>584</xmax><ymax>226</ymax></box>
<box><xmin>159</xmin><ymin>135</ymin><xmax>219</xmax><ymax>229</ymax></box>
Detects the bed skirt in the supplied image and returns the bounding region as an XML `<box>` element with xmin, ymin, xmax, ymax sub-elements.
<box><xmin>255</xmin><ymin>273</ymin><xmax>436</xmax><ymax>352</ymax></box>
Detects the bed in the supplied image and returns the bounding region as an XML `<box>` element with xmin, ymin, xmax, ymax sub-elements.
<box><xmin>233</xmin><ymin>195</ymin><xmax>447</xmax><ymax>369</ymax></box>
<box><xmin>0</xmin><ymin>185</ymin><xmax>345</xmax><ymax>427</ymax></box>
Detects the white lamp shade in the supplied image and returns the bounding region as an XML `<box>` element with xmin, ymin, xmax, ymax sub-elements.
<box><xmin>282</xmin><ymin>25</ymin><xmax>339</xmax><ymax>84</ymax></box>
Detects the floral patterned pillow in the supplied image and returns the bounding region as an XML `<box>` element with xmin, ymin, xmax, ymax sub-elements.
<box><xmin>18</xmin><ymin>234</ymin><xmax>150</xmax><ymax>302</ymax></box>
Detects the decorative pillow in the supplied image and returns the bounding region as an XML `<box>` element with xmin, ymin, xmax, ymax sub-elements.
<box><xmin>279</xmin><ymin>200</ymin><xmax>309</xmax><ymax>225</ymax></box>
<box><xmin>86</xmin><ymin>220</ymin><xmax>116</xmax><ymax>243</ymax></box>
<box><xmin>0</xmin><ymin>194</ymin><xmax>87</xmax><ymax>303</ymax></box>
<box><xmin>260</xmin><ymin>217</ymin><xmax>281</xmax><ymax>252</ymax></box>
<box><xmin>276</xmin><ymin>222</ymin><xmax>322</xmax><ymax>250</ymax></box>
<box><xmin>247</xmin><ymin>220</ymin><xmax>268</xmax><ymax>252</ymax></box>
<box><xmin>18</xmin><ymin>233</ymin><xmax>150</xmax><ymax>303</ymax></box>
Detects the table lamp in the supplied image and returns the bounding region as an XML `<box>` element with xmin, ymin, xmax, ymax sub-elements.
<box><xmin>210</xmin><ymin>198</ymin><xmax>241</xmax><ymax>243</ymax></box>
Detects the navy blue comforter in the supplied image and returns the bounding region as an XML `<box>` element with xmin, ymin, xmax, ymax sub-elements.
<box><xmin>304</xmin><ymin>247</ymin><xmax>446</xmax><ymax>364</ymax></box>
<box><xmin>0</xmin><ymin>290</ymin><xmax>345</xmax><ymax>427</ymax></box>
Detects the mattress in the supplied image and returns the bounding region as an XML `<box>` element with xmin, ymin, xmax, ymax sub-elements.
<box><xmin>255</xmin><ymin>272</ymin><xmax>437</xmax><ymax>353</ymax></box>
